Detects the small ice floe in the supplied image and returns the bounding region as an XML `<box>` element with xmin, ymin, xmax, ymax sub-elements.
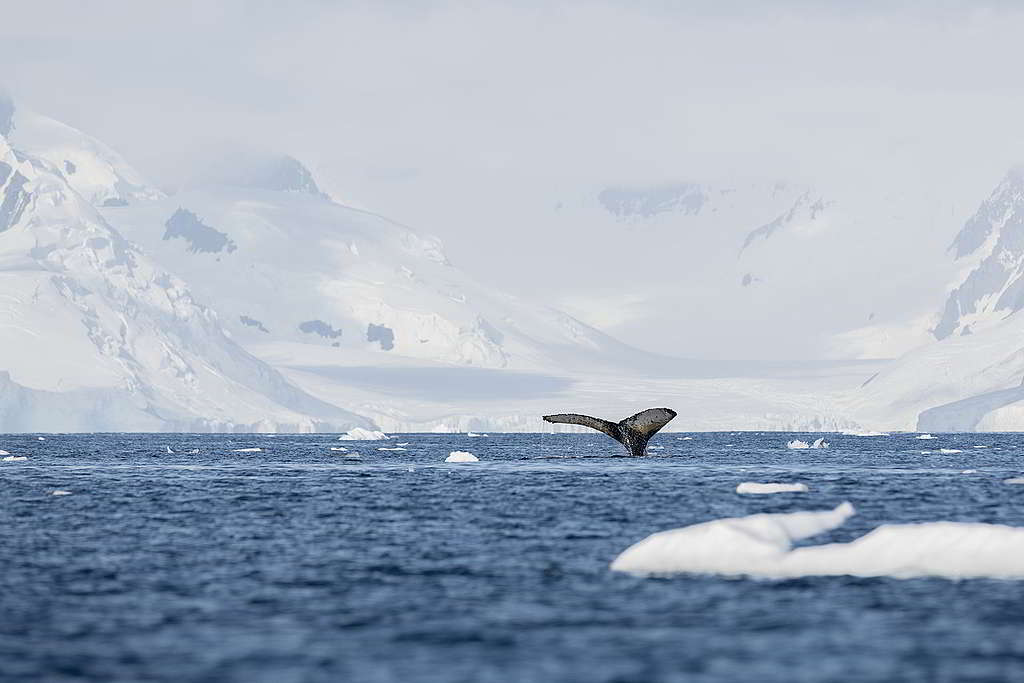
<box><xmin>840</xmin><ymin>430</ymin><xmax>889</xmax><ymax>437</ymax></box>
<box><xmin>378</xmin><ymin>447</ymin><xmax>407</xmax><ymax>452</ymax></box>
<box><xmin>974</xmin><ymin>445</ymin><xmax>989</xmax><ymax>449</ymax></box>
<box><xmin>466</xmin><ymin>432</ymin><xmax>489</xmax><ymax>437</ymax></box>
<box><xmin>1005</xmin><ymin>477</ymin><xmax>1024</xmax><ymax>485</ymax></box>
<box><xmin>330</xmin><ymin>447</ymin><xmax>348</xmax><ymax>452</ymax></box>
<box><xmin>812</xmin><ymin>438</ymin><xmax>828</xmax><ymax>449</ymax></box>
<box><xmin>396</xmin><ymin>442</ymin><xmax>410</xmax><ymax>446</ymax></box>
<box><xmin>961</xmin><ymin>469</ymin><xmax>978</xmax><ymax>474</ymax></box>
<box><xmin>339</xmin><ymin>428</ymin><xmax>389</xmax><ymax>441</ymax></box>
<box><xmin>344</xmin><ymin>453</ymin><xmax>362</xmax><ymax>459</ymax></box>
<box><xmin>187</xmin><ymin>449</ymin><xmax>200</xmax><ymax>454</ymax></box>
<box><xmin>680</xmin><ymin>436</ymin><xmax>694</xmax><ymax>440</ymax></box>
<box><xmin>737</xmin><ymin>482</ymin><xmax>809</xmax><ymax>494</ymax></box>
<box><xmin>916</xmin><ymin>434</ymin><xmax>937</xmax><ymax>440</ymax></box>
<box><xmin>51</xmin><ymin>490</ymin><xmax>72</xmax><ymax>496</ymax></box>
<box><xmin>232</xmin><ymin>448</ymin><xmax>262</xmax><ymax>453</ymax></box>
<box><xmin>2</xmin><ymin>455</ymin><xmax>26</xmax><ymax>461</ymax></box>
<box><xmin>0</xmin><ymin>449</ymin><xmax>8</xmax><ymax>455</ymax></box>
<box><xmin>610</xmin><ymin>502</ymin><xmax>1024</xmax><ymax>579</ymax></box>
<box><xmin>787</xmin><ymin>440</ymin><xmax>810</xmax><ymax>449</ymax></box>
<box><xmin>939</xmin><ymin>449</ymin><xmax>963</xmax><ymax>454</ymax></box>
<box><xmin>445</xmin><ymin>451</ymin><xmax>479</xmax><ymax>463</ymax></box>
<box><xmin>37</xmin><ymin>437</ymin><xmax>45</xmax><ymax>441</ymax></box>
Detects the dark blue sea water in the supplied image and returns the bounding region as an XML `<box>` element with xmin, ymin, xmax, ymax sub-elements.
<box><xmin>2</xmin><ymin>432</ymin><xmax>1023</xmax><ymax>682</ymax></box>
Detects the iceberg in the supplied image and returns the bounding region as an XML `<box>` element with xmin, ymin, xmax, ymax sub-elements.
<box><xmin>610</xmin><ymin>503</ymin><xmax>1024</xmax><ymax>579</ymax></box>
<box><xmin>736</xmin><ymin>482</ymin><xmax>809</xmax><ymax>494</ymax></box>
<box><xmin>916</xmin><ymin>434</ymin><xmax>937</xmax><ymax>440</ymax></box>
<box><xmin>339</xmin><ymin>428</ymin><xmax>389</xmax><ymax>441</ymax></box>
<box><xmin>445</xmin><ymin>451</ymin><xmax>479</xmax><ymax>463</ymax></box>
<box><xmin>786</xmin><ymin>438</ymin><xmax>826</xmax><ymax>449</ymax></box>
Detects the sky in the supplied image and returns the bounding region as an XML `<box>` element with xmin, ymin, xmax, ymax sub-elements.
<box><xmin>4</xmin><ymin>1</ymin><xmax>1024</xmax><ymax>359</ymax></box>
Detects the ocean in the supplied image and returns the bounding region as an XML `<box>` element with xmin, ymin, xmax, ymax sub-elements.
<box><xmin>2</xmin><ymin>432</ymin><xmax>1023</xmax><ymax>682</ymax></box>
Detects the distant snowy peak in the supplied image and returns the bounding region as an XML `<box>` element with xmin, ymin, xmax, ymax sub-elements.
<box><xmin>6</xmin><ymin>100</ymin><xmax>162</xmax><ymax>207</ymax></box>
<box><xmin>740</xmin><ymin>191</ymin><xmax>832</xmax><ymax>253</ymax></box>
<box><xmin>598</xmin><ymin>183</ymin><xmax>706</xmax><ymax>220</ymax></box>
<box><xmin>949</xmin><ymin>168</ymin><xmax>1024</xmax><ymax>259</ymax></box>
<box><xmin>934</xmin><ymin>168</ymin><xmax>1024</xmax><ymax>340</ymax></box>
<box><xmin>188</xmin><ymin>152</ymin><xmax>329</xmax><ymax>199</ymax></box>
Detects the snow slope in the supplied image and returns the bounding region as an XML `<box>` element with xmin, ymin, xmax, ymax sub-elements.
<box><xmin>0</xmin><ymin>130</ymin><xmax>367</xmax><ymax>432</ymax></box>
<box><xmin>100</xmin><ymin>159</ymin><xmax>678</xmax><ymax>375</ymax></box>
<box><xmin>4</xmin><ymin>96</ymin><xmax>163</xmax><ymax>207</ymax></box>
<box><xmin>846</xmin><ymin>169</ymin><xmax>1024</xmax><ymax>431</ymax></box>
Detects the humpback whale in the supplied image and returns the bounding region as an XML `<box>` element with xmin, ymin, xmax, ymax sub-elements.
<box><xmin>542</xmin><ymin>408</ymin><xmax>677</xmax><ymax>457</ymax></box>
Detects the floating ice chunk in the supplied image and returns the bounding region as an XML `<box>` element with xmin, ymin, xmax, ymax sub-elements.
<box><xmin>962</xmin><ymin>469</ymin><xmax>978</xmax><ymax>474</ymax></box>
<box><xmin>840</xmin><ymin>430</ymin><xmax>889</xmax><ymax>437</ymax></box>
<box><xmin>0</xmin><ymin>449</ymin><xmax>8</xmax><ymax>455</ymax></box>
<box><xmin>446</xmin><ymin>451</ymin><xmax>479</xmax><ymax>463</ymax></box>
<box><xmin>974</xmin><ymin>445</ymin><xmax>989</xmax><ymax>449</ymax></box>
<box><xmin>2</xmin><ymin>455</ymin><xmax>26</xmax><ymax>461</ymax></box>
<box><xmin>378</xmin><ymin>447</ymin><xmax>407</xmax><ymax>452</ymax></box>
<box><xmin>1005</xmin><ymin>478</ymin><xmax>1024</xmax><ymax>485</ymax></box>
<box><xmin>787</xmin><ymin>440</ymin><xmax>810</xmax><ymax>449</ymax></box>
<box><xmin>165</xmin><ymin>446</ymin><xmax>174</xmax><ymax>453</ymax></box>
<box><xmin>187</xmin><ymin>449</ymin><xmax>200</xmax><ymax>454</ymax></box>
<box><xmin>649</xmin><ymin>446</ymin><xmax>665</xmax><ymax>450</ymax></box>
<box><xmin>38</xmin><ymin>437</ymin><xmax>45</xmax><ymax>440</ymax></box>
<box><xmin>680</xmin><ymin>436</ymin><xmax>694</xmax><ymax>440</ymax></box>
<box><xmin>611</xmin><ymin>502</ymin><xmax>1024</xmax><ymax>579</ymax></box>
<box><xmin>51</xmin><ymin>490</ymin><xmax>72</xmax><ymax>496</ymax></box>
<box><xmin>232</xmin><ymin>448</ymin><xmax>262</xmax><ymax>453</ymax></box>
<box><xmin>329</xmin><ymin>447</ymin><xmax>348</xmax><ymax>452</ymax></box>
<box><xmin>812</xmin><ymin>438</ymin><xmax>829</xmax><ymax>449</ymax></box>
<box><xmin>737</xmin><ymin>482</ymin><xmax>809</xmax><ymax>494</ymax></box>
<box><xmin>939</xmin><ymin>449</ymin><xmax>963</xmax><ymax>454</ymax></box>
<box><xmin>339</xmin><ymin>428</ymin><xmax>389</xmax><ymax>441</ymax></box>
<box><xmin>467</xmin><ymin>432</ymin><xmax>489</xmax><ymax>437</ymax></box>
<box><xmin>396</xmin><ymin>442</ymin><xmax>410</xmax><ymax>446</ymax></box>
<box><xmin>916</xmin><ymin>434</ymin><xmax>937</xmax><ymax>440</ymax></box>
<box><xmin>344</xmin><ymin>453</ymin><xmax>362</xmax><ymax>459</ymax></box>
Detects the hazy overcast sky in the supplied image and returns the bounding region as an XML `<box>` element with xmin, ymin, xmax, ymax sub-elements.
<box><xmin>4</xmin><ymin>1</ymin><xmax>1024</xmax><ymax>358</ymax></box>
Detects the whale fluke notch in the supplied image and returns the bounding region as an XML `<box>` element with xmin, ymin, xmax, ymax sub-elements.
<box><xmin>542</xmin><ymin>407</ymin><xmax>677</xmax><ymax>457</ymax></box>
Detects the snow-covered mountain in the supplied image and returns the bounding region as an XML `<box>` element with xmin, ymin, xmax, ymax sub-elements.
<box><xmin>845</xmin><ymin>169</ymin><xmax>1024</xmax><ymax>430</ymax></box>
<box><xmin>4</xmin><ymin>96</ymin><xmax>163</xmax><ymax>208</ymax></box>
<box><xmin>101</xmin><ymin>158</ymin><xmax>657</xmax><ymax>374</ymax></box>
<box><xmin>0</xmin><ymin>118</ymin><xmax>367</xmax><ymax>431</ymax></box>
<box><xmin>0</xmin><ymin>98</ymin><xmax>891</xmax><ymax>433</ymax></box>
<box><xmin>553</xmin><ymin>177</ymin><xmax>955</xmax><ymax>361</ymax></box>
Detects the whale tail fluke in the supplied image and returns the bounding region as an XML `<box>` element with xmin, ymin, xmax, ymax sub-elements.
<box><xmin>542</xmin><ymin>407</ymin><xmax>677</xmax><ymax>457</ymax></box>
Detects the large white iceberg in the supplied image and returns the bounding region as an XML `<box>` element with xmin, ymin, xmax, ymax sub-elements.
<box><xmin>339</xmin><ymin>428</ymin><xmax>389</xmax><ymax>441</ymax></box>
<box><xmin>610</xmin><ymin>503</ymin><xmax>1024</xmax><ymax>579</ymax></box>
